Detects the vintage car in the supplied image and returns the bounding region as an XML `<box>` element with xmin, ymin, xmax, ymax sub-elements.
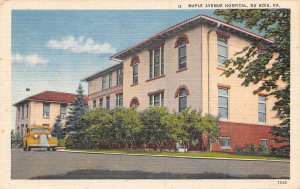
<box><xmin>23</xmin><ymin>125</ymin><xmax>58</xmax><ymax>151</ymax></box>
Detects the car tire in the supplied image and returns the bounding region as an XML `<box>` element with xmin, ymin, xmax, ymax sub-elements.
<box><xmin>23</xmin><ymin>145</ymin><xmax>27</xmax><ymax>151</ymax></box>
<box><xmin>52</xmin><ymin>147</ymin><xmax>57</xmax><ymax>151</ymax></box>
<box><xmin>27</xmin><ymin>146</ymin><xmax>31</xmax><ymax>151</ymax></box>
<box><xmin>47</xmin><ymin>147</ymin><xmax>51</xmax><ymax>151</ymax></box>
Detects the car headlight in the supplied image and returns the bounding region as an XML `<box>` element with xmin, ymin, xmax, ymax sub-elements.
<box><xmin>34</xmin><ymin>134</ymin><xmax>38</xmax><ymax>139</ymax></box>
<box><xmin>48</xmin><ymin>134</ymin><xmax>52</xmax><ymax>139</ymax></box>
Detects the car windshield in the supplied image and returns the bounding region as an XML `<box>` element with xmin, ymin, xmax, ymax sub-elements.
<box><xmin>31</xmin><ymin>128</ymin><xmax>49</xmax><ymax>132</ymax></box>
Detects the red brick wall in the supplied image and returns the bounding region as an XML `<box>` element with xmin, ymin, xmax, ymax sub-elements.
<box><xmin>212</xmin><ymin>121</ymin><xmax>283</xmax><ymax>152</ymax></box>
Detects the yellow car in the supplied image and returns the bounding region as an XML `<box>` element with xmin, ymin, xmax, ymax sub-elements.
<box><xmin>23</xmin><ymin>125</ymin><xmax>58</xmax><ymax>151</ymax></box>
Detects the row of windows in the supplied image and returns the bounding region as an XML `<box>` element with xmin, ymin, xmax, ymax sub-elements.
<box><xmin>43</xmin><ymin>103</ymin><xmax>67</xmax><ymax>118</ymax></box>
<box><xmin>131</xmin><ymin>35</ymin><xmax>228</xmax><ymax>85</ymax></box>
<box><xmin>102</xmin><ymin>69</ymin><xmax>123</xmax><ymax>91</ymax></box>
<box><xmin>220</xmin><ymin>137</ymin><xmax>268</xmax><ymax>150</ymax></box>
<box><xmin>92</xmin><ymin>93</ymin><xmax>123</xmax><ymax>110</ymax></box>
<box><xmin>17</xmin><ymin>104</ymin><xmax>29</xmax><ymax>120</ymax></box>
<box><xmin>218</xmin><ymin>88</ymin><xmax>267</xmax><ymax>123</ymax></box>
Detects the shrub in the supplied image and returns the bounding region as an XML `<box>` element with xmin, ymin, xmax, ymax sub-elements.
<box><xmin>235</xmin><ymin>146</ymin><xmax>243</xmax><ymax>153</ymax></box>
<box><xmin>11</xmin><ymin>130</ymin><xmax>23</xmax><ymax>148</ymax></box>
<box><xmin>242</xmin><ymin>144</ymin><xmax>256</xmax><ymax>154</ymax></box>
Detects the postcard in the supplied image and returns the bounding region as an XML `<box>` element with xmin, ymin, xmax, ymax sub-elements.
<box><xmin>0</xmin><ymin>0</ymin><xmax>299</xmax><ymax>188</ymax></box>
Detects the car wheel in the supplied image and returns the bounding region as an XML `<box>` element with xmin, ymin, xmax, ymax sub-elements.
<box><xmin>27</xmin><ymin>146</ymin><xmax>31</xmax><ymax>151</ymax></box>
<box><xmin>52</xmin><ymin>147</ymin><xmax>57</xmax><ymax>151</ymax></box>
<box><xmin>47</xmin><ymin>147</ymin><xmax>50</xmax><ymax>151</ymax></box>
<box><xmin>23</xmin><ymin>145</ymin><xmax>27</xmax><ymax>151</ymax></box>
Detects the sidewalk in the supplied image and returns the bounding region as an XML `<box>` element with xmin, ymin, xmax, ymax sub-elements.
<box><xmin>57</xmin><ymin>149</ymin><xmax>290</xmax><ymax>163</ymax></box>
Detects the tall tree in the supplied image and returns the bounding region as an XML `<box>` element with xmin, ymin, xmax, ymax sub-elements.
<box><xmin>214</xmin><ymin>9</ymin><xmax>290</xmax><ymax>156</ymax></box>
<box><xmin>66</xmin><ymin>83</ymin><xmax>88</xmax><ymax>133</ymax></box>
<box><xmin>52</xmin><ymin>116</ymin><xmax>64</xmax><ymax>140</ymax></box>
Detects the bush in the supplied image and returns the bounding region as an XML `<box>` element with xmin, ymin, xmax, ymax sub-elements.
<box><xmin>11</xmin><ymin>130</ymin><xmax>23</xmax><ymax>148</ymax></box>
<box><xmin>242</xmin><ymin>144</ymin><xmax>256</xmax><ymax>154</ymax></box>
<box><xmin>58</xmin><ymin>138</ymin><xmax>66</xmax><ymax>147</ymax></box>
<box><xmin>235</xmin><ymin>146</ymin><xmax>243</xmax><ymax>153</ymax></box>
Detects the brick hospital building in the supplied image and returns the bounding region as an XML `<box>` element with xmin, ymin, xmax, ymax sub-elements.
<box><xmin>82</xmin><ymin>14</ymin><xmax>282</xmax><ymax>152</ymax></box>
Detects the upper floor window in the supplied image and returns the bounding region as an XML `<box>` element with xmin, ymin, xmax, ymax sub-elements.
<box><xmin>109</xmin><ymin>73</ymin><xmax>112</xmax><ymax>88</ymax></box>
<box><xmin>132</xmin><ymin>56</ymin><xmax>139</xmax><ymax>84</ymax></box>
<box><xmin>116</xmin><ymin>93</ymin><xmax>123</xmax><ymax>107</ymax></box>
<box><xmin>149</xmin><ymin>91</ymin><xmax>164</xmax><ymax>107</ymax></box>
<box><xmin>175</xmin><ymin>35</ymin><xmax>189</xmax><ymax>70</ymax></box>
<box><xmin>258</xmin><ymin>96</ymin><xmax>266</xmax><ymax>123</ymax></box>
<box><xmin>130</xmin><ymin>97</ymin><xmax>140</xmax><ymax>108</ymax></box>
<box><xmin>99</xmin><ymin>98</ymin><xmax>103</xmax><ymax>108</ymax></box>
<box><xmin>17</xmin><ymin>107</ymin><xmax>20</xmax><ymax>120</ymax></box>
<box><xmin>178</xmin><ymin>89</ymin><xmax>187</xmax><ymax>112</ymax></box>
<box><xmin>106</xmin><ymin>96</ymin><xmax>110</xmax><ymax>110</ymax></box>
<box><xmin>43</xmin><ymin>103</ymin><xmax>50</xmax><ymax>117</ymax></box>
<box><xmin>218</xmin><ymin>88</ymin><xmax>229</xmax><ymax>119</ymax></box>
<box><xmin>150</xmin><ymin>46</ymin><xmax>164</xmax><ymax>79</ymax></box>
<box><xmin>21</xmin><ymin>105</ymin><xmax>24</xmax><ymax>119</ymax></box>
<box><xmin>217</xmin><ymin>36</ymin><xmax>228</xmax><ymax>65</ymax></box>
<box><xmin>102</xmin><ymin>76</ymin><xmax>107</xmax><ymax>90</ymax></box>
<box><xmin>60</xmin><ymin>104</ymin><xmax>67</xmax><ymax>118</ymax></box>
<box><xmin>117</xmin><ymin>69</ymin><xmax>123</xmax><ymax>86</ymax></box>
<box><xmin>26</xmin><ymin>104</ymin><xmax>29</xmax><ymax>118</ymax></box>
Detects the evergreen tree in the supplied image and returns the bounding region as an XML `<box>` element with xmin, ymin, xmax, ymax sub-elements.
<box><xmin>11</xmin><ymin>129</ymin><xmax>22</xmax><ymax>148</ymax></box>
<box><xmin>214</xmin><ymin>10</ymin><xmax>290</xmax><ymax>156</ymax></box>
<box><xmin>52</xmin><ymin>115</ymin><xmax>64</xmax><ymax>140</ymax></box>
<box><xmin>66</xmin><ymin>83</ymin><xmax>88</xmax><ymax>133</ymax></box>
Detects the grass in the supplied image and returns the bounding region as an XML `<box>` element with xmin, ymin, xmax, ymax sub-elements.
<box><xmin>65</xmin><ymin>149</ymin><xmax>289</xmax><ymax>161</ymax></box>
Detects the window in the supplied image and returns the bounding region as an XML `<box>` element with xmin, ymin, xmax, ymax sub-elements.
<box><xmin>220</xmin><ymin>137</ymin><xmax>231</xmax><ymax>149</ymax></box>
<box><xmin>26</xmin><ymin>104</ymin><xmax>29</xmax><ymax>118</ymax></box>
<box><xmin>43</xmin><ymin>103</ymin><xmax>50</xmax><ymax>117</ymax></box>
<box><xmin>178</xmin><ymin>89</ymin><xmax>187</xmax><ymax>112</ymax></box>
<box><xmin>99</xmin><ymin>98</ymin><xmax>103</xmax><ymax>108</ymax></box>
<box><xmin>93</xmin><ymin>100</ymin><xmax>96</xmax><ymax>109</ymax></box>
<box><xmin>133</xmin><ymin>60</ymin><xmax>138</xmax><ymax>84</ymax></box>
<box><xmin>17</xmin><ymin>107</ymin><xmax>20</xmax><ymax>120</ymax></box>
<box><xmin>149</xmin><ymin>93</ymin><xmax>164</xmax><ymax>107</ymax></box>
<box><xmin>217</xmin><ymin>37</ymin><xmax>228</xmax><ymax>65</ymax></box>
<box><xmin>106</xmin><ymin>96</ymin><xmax>110</xmax><ymax>110</ymax></box>
<box><xmin>102</xmin><ymin>76</ymin><xmax>107</xmax><ymax>90</ymax></box>
<box><xmin>260</xmin><ymin>139</ymin><xmax>268</xmax><ymax>148</ymax></box>
<box><xmin>60</xmin><ymin>104</ymin><xmax>67</xmax><ymax>118</ymax></box>
<box><xmin>218</xmin><ymin>88</ymin><xmax>229</xmax><ymax>119</ymax></box>
<box><xmin>178</xmin><ymin>39</ymin><xmax>187</xmax><ymax>69</ymax></box>
<box><xmin>21</xmin><ymin>105</ymin><xmax>24</xmax><ymax>119</ymax></box>
<box><xmin>109</xmin><ymin>73</ymin><xmax>112</xmax><ymax>88</ymax></box>
<box><xmin>258</xmin><ymin>96</ymin><xmax>266</xmax><ymax>123</ymax></box>
<box><xmin>150</xmin><ymin>46</ymin><xmax>164</xmax><ymax>79</ymax></box>
<box><xmin>130</xmin><ymin>97</ymin><xmax>140</xmax><ymax>108</ymax></box>
<box><xmin>116</xmin><ymin>93</ymin><xmax>123</xmax><ymax>107</ymax></box>
<box><xmin>117</xmin><ymin>69</ymin><xmax>123</xmax><ymax>86</ymax></box>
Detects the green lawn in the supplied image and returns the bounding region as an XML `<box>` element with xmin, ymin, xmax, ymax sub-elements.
<box><xmin>65</xmin><ymin>149</ymin><xmax>289</xmax><ymax>161</ymax></box>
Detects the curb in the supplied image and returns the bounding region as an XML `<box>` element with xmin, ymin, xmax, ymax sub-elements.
<box><xmin>57</xmin><ymin>149</ymin><xmax>290</xmax><ymax>163</ymax></box>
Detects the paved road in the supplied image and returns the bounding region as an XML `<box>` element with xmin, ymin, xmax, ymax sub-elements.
<box><xmin>11</xmin><ymin>149</ymin><xmax>289</xmax><ymax>179</ymax></box>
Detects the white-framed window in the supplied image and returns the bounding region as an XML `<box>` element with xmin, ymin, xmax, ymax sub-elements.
<box><xmin>218</xmin><ymin>88</ymin><xmax>229</xmax><ymax>119</ymax></box>
<box><xmin>117</xmin><ymin>69</ymin><xmax>123</xmax><ymax>86</ymax></box>
<box><xmin>21</xmin><ymin>105</ymin><xmax>24</xmax><ymax>119</ymax></box>
<box><xmin>26</xmin><ymin>104</ymin><xmax>29</xmax><ymax>118</ymax></box>
<box><xmin>133</xmin><ymin>60</ymin><xmax>138</xmax><ymax>84</ymax></box>
<box><xmin>116</xmin><ymin>93</ymin><xmax>123</xmax><ymax>107</ymax></box>
<box><xmin>109</xmin><ymin>73</ymin><xmax>112</xmax><ymax>88</ymax></box>
<box><xmin>60</xmin><ymin>104</ymin><xmax>67</xmax><ymax>118</ymax></box>
<box><xmin>106</xmin><ymin>96</ymin><xmax>110</xmax><ymax>110</ymax></box>
<box><xmin>260</xmin><ymin>139</ymin><xmax>268</xmax><ymax>148</ymax></box>
<box><xmin>149</xmin><ymin>93</ymin><xmax>164</xmax><ymax>107</ymax></box>
<box><xmin>93</xmin><ymin>100</ymin><xmax>96</xmax><ymax>109</ymax></box>
<box><xmin>102</xmin><ymin>76</ymin><xmax>107</xmax><ymax>90</ymax></box>
<box><xmin>258</xmin><ymin>96</ymin><xmax>266</xmax><ymax>123</ymax></box>
<box><xmin>220</xmin><ymin>137</ymin><xmax>231</xmax><ymax>149</ymax></box>
<box><xmin>178</xmin><ymin>39</ymin><xmax>187</xmax><ymax>69</ymax></box>
<box><xmin>99</xmin><ymin>98</ymin><xmax>103</xmax><ymax>108</ymax></box>
<box><xmin>178</xmin><ymin>89</ymin><xmax>187</xmax><ymax>112</ymax></box>
<box><xmin>217</xmin><ymin>36</ymin><xmax>228</xmax><ymax>65</ymax></box>
<box><xmin>150</xmin><ymin>46</ymin><xmax>164</xmax><ymax>79</ymax></box>
<box><xmin>43</xmin><ymin>103</ymin><xmax>50</xmax><ymax>117</ymax></box>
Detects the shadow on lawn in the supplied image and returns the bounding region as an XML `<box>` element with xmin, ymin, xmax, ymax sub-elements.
<box><xmin>31</xmin><ymin>169</ymin><xmax>289</xmax><ymax>179</ymax></box>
